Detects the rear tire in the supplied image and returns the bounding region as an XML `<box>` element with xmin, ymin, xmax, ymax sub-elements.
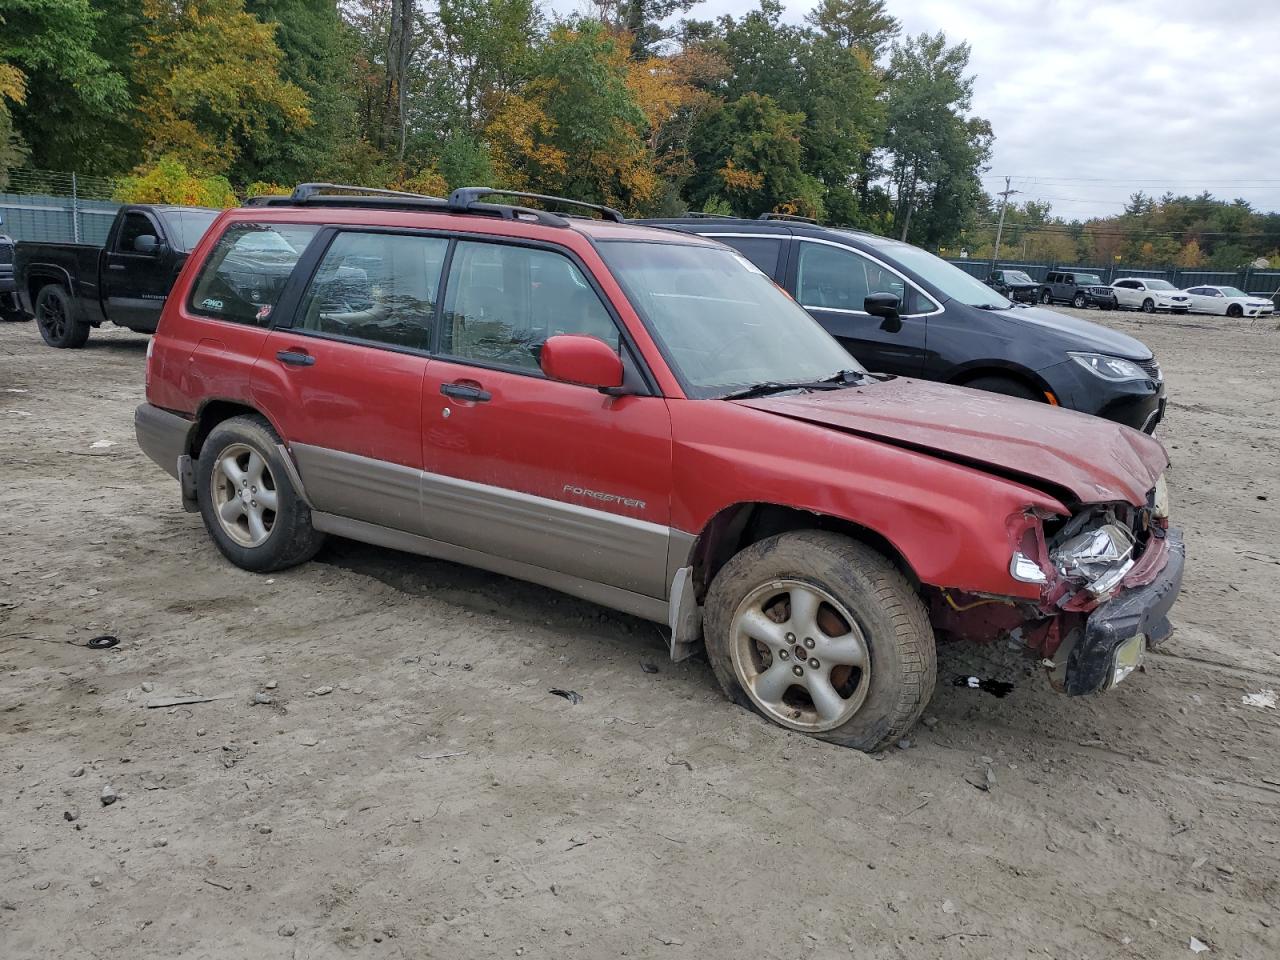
<box><xmin>35</xmin><ymin>285</ymin><xmax>89</xmax><ymax>348</ymax></box>
<box><xmin>961</xmin><ymin>375</ymin><xmax>1042</xmax><ymax>402</ymax></box>
<box><xmin>196</xmin><ymin>415</ymin><xmax>325</xmax><ymax>572</ymax></box>
<box><xmin>704</xmin><ymin>530</ymin><xmax>936</xmax><ymax>752</ymax></box>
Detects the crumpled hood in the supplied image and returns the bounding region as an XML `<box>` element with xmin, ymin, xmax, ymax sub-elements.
<box><xmin>737</xmin><ymin>378</ymin><xmax>1169</xmax><ymax>507</ymax></box>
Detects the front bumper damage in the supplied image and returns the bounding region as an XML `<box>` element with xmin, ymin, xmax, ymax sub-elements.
<box><xmin>1059</xmin><ymin>528</ymin><xmax>1184</xmax><ymax>695</ymax></box>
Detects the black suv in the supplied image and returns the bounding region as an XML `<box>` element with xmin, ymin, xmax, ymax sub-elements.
<box><xmin>639</xmin><ymin>216</ymin><xmax>1165</xmax><ymax>432</ymax></box>
<box><xmin>986</xmin><ymin>268</ymin><xmax>1038</xmax><ymax>303</ymax></box>
<box><xmin>1039</xmin><ymin>270</ymin><xmax>1118</xmax><ymax>310</ymax></box>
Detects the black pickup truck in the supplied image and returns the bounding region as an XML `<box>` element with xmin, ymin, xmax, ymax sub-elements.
<box><xmin>14</xmin><ymin>204</ymin><xmax>220</xmax><ymax>347</ymax></box>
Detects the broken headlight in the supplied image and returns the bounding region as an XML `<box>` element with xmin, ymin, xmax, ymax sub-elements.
<box><xmin>1151</xmin><ymin>475</ymin><xmax>1169</xmax><ymax>520</ymax></box>
<box><xmin>1050</xmin><ymin>521</ymin><xmax>1136</xmax><ymax>599</ymax></box>
<box><xmin>1068</xmin><ymin>352</ymin><xmax>1147</xmax><ymax>382</ymax></box>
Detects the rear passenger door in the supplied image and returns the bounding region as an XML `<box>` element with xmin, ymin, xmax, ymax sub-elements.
<box><xmin>253</xmin><ymin>229</ymin><xmax>448</xmax><ymax>533</ymax></box>
<box><xmin>418</xmin><ymin>237</ymin><xmax>674</xmax><ymax>599</ymax></box>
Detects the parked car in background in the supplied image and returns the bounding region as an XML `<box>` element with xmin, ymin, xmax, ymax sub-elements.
<box><xmin>1110</xmin><ymin>278</ymin><xmax>1190</xmax><ymax>314</ymax></box>
<box><xmin>0</xmin><ymin>216</ymin><xmax>20</xmax><ymax>321</ymax></box>
<box><xmin>1039</xmin><ymin>270</ymin><xmax>1118</xmax><ymax>310</ymax></box>
<box><xmin>14</xmin><ymin>204</ymin><xmax>220</xmax><ymax>347</ymax></box>
<box><xmin>985</xmin><ymin>268</ymin><xmax>1039</xmax><ymax>303</ymax></box>
<box><xmin>1182</xmin><ymin>285</ymin><xmax>1275</xmax><ymax>318</ymax></box>
<box><xmin>136</xmin><ymin>184</ymin><xmax>1183</xmax><ymax>752</ymax></box>
<box><xmin>639</xmin><ymin>216</ymin><xmax>1165</xmax><ymax>432</ymax></box>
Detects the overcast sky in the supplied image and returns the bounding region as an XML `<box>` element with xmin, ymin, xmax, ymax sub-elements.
<box><xmin>557</xmin><ymin>0</ymin><xmax>1280</xmax><ymax>219</ymax></box>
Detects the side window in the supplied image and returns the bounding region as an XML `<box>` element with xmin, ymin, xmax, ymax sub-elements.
<box><xmin>719</xmin><ymin>236</ymin><xmax>783</xmax><ymax>277</ymax></box>
<box><xmin>188</xmin><ymin>222</ymin><xmax>320</xmax><ymax>326</ymax></box>
<box><xmin>796</xmin><ymin>242</ymin><xmax>908</xmax><ymax>312</ymax></box>
<box><xmin>117</xmin><ymin>212</ymin><xmax>159</xmax><ymax>254</ymax></box>
<box><xmin>440</xmin><ymin>241</ymin><xmax>619</xmax><ymax>373</ymax></box>
<box><xmin>296</xmin><ymin>231</ymin><xmax>448</xmax><ymax>350</ymax></box>
<box><xmin>1047</xmin><ymin>273</ymin><xmax>1059</xmax><ymax>284</ymax></box>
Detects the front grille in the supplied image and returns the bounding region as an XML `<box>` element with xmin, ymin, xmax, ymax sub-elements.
<box><xmin>1138</xmin><ymin>358</ymin><xmax>1161</xmax><ymax>381</ymax></box>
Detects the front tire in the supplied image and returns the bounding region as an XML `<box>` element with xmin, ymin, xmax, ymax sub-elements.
<box><xmin>1142</xmin><ymin>298</ymin><xmax>1156</xmax><ymax>314</ymax></box>
<box><xmin>196</xmin><ymin>415</ymin><xmax>325</xmax><ymax>572</ymax></box>
<box><xmin>704</xmin><ymin>531</ymin><xmax>936</xmax><ymax>752</ymax></box>
<box><xmin>35</xmin><ymin>285</ymin><xmax>89</xmax><ymax>348</ymax></box>
<box><xmin>1072</xmin><ymin>293</ymin><xmax>1087</xmax><ymax>309</ymax></box>
<box><xmin>1227</xmin><ymin>304</ymin><xmax>1243</xmax><ymax>318</ymax></box>
<box><xmin>1039</xmin><ymin>290</ymin><xmax>1052</xmax><ymax>304</ymax></box>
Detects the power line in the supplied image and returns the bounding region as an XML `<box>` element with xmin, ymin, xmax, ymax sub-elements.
<box><xmin>971</xmin><ymin>221</ymin><xmax>1279</xmax><ymax>240</ymax></box>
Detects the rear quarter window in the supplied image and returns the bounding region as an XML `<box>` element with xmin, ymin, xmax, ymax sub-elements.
<box><xmin>188</xmin><ymin>222</ymin><xmax>320</xmax><ymax>326</ymax></box>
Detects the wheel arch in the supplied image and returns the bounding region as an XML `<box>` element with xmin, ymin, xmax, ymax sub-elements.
<box><xmin>190</xmin><ymin>398</ymin><xmax>285</xmax><ymax>459</ymax></box>
<box><xmin>947</xmin><ymin>363</ymin><xmax>1053</xmax><ymax>401</ymax></box>
<box><xmin>26</xmin><ymin>268</ymin><xmax>76</xmax><ymax>316</ymax></box>
<box><xmin>687</xmin><ymin>501</ymin><xmax>920</xmax><ymax>603</ymax></box>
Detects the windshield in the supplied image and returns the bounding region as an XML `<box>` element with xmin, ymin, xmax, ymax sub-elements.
<box><xmin>859</xmin><ymin>238</ymin><xmax>1011</xmax><ymax>308</ymax></box>
<box><xmin>1074</xmin><ymin>273</ymin><xmax>1103</xmax><ymax>285</ymax></box>
<box><xmin>598</xmin><ymin>241</ymin><xmax>863</xmax><ymax>398</ymax></box>
<box><xmin>1144</xmin><ymin>279</ymin><xmax>1176</xmax><ymax>291</ymax></box>
<box><xmin>166</xmin><ymin>210</ymin><xmax>221</xmax><ymax>251</ymax></box>
<box><xmin>1219</xmin><ymin>286</ymin><xmax>1247</xmax><ymax>297</ymax></box>
<box><xmin>1005</xmin><ymin>270</ymin><xmax>1034</xmax><ymax>284</ymax></box>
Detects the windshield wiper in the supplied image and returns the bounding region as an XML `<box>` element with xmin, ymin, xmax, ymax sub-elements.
<box><xmin>720</xmin><ymin>370</ymin><xmax>865</xmax><ymax>401</ymax></box>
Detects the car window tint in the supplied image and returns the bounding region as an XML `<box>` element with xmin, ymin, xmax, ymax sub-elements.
<box><xmin>296</xmin><ymin>231</ymin><xmax>447</xmax><ymax>350</ymax></box>
<box><xmin>118</xmin><ymin>213</ymin><xmax>158</xmax><ymax>253</ymax></box>
<box><xmin>440</xmin><ymin>241</ymin><xmax>619</xmax><ymax>373</ymax></box>
<box><xmin>189</xmin><ymin>222</ymin><xmax>320</xmax><ymax>326</ymax></box>
<box><xmin>718</xmin><ymin>236</ymin><xmax>782</xmax><ymax>277</ymax></box>
<box><xmin>796</xmin><ymin>242</ymin><xmax>906</xmax><ymax>312</ymax></box>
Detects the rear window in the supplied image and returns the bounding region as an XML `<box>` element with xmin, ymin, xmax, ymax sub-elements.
<box><xmin>188</xmin><ymin>222</ymin><xmax>320</xmax><ymax>326</ymax></box>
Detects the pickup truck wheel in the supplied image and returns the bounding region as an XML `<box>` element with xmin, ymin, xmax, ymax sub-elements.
<box><xmin>704</xmin><ymin>530</ymin><xmax>936</xmax><ymax>752</ymax></box>
<box><xmin>196</xmin><ymin>415</ymin><xmax>324</xmax><ymax>572</ymax></box>
<box><xmin>1072</xmin><ymin>293</ymin><xmax>1087</xmax><ymax>309</ymax></box>
<box><xmin>35</xmin><ymin>285</ymin><xmax>89</xmax><ymax>348</ymax></box>
<box><xmin>1142</xmin><ymin>298</ymin><xmax>1156</xmax><ymax>314</ymax></box>
<box><xmin>1039</xmin><ymin>290</ymin><xmax>1052</xmax><ymax>304</ymax></box>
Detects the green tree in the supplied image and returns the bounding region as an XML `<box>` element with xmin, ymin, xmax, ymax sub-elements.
<box><xmin>804</xmin><ymin>0</ymin><xmax>899</xmax><ymax>60</ymax></box>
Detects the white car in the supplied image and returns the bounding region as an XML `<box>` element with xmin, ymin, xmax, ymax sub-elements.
<box><xmin>1182</xmin><ymin>285</ymin><xmax>1275</xmax><ymax>318</ymax></box>
<box><xmin>1110</xmin><ymin>278</ymin><xmax>1191</xmax><ymax>313</ymax></box>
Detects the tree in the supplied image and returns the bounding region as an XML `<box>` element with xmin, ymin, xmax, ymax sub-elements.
<box><xmin>804</xmin><ymin>0</ymin><xmax>899</xmax><ymax>61</ymax></box>
<box><xmin>1173</xmin><ymin>239</ymin><xmax>1204</xmax><ymax>268</ymax></box>
<box><xmin>132</xmin><ymin>0</ymin><xmax>312</xmax><ymax>177</ymax></box>
<box><xmin>0</xmin><ymin>0</ymin><xmax>129</xmax><ymax>173</ymax></box>
<box><xmin>113</xmin><ymin>156</ymin><xmax>238</xmax><ymax>206</ymax></box>
<box><xmin>0</xmin><ymin>61</ymin><xmax>27</xmax><ymax>181</ymax></box>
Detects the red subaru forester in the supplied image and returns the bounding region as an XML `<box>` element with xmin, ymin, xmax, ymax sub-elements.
<box><xmin>136</xmin><ymin>185</ymin><xmax>1184</xmax><ymax>751</ymax></box>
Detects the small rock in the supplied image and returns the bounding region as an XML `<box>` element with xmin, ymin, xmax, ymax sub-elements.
<box><xmin>89</xmin><ymin>876</ymin><xmax>103</xmax><ymax>888</ymax></box>
<box><xmin>253</xmin><ymin>692</ymin><xmax>273</xmax><ymax>705</ymax></box>
<box><xmin>1148</xmin><ymin>918</ymin><xmax>1159</xmax><ymax>929</ymax></box>
<box><xmin>258</xmin><ymin>826</ymin><xmax>272</xmax><ymax>835</ymax></box>
<box><xmin>921</xmin><ymin>715</ymin><xmax>938</xmax><ymax>729</ymax></box>
<box><xmin>63</xmin><ymin>809</ymin><xmax>79</xmax><ymax>822</ymax></box>
<box><xmin>896</xmin><ymin>738</ymin><xmax>912</xmax><ymax>749</ymax></box>
<box><xmin>1216</xmin><ymin>863</ymin><xmax>1235</xmax><ymax>875</ymax></box>
<box><xmin>941</xmin><ymin>899</ymin><xmax>956</xmax><ymax>915</ymax></box>
<box><xmin>278</xmin><ymin>923</ymin><xmax>297</xmax><ymax>937</ymax></box>
<box><xmin>196</xmin><ymin>728</ymin><xmax>207</xmax><ymax>737</ymax></box>
<box><xmin>33</xmin><ymin>880</ymin><xmax>51</xmax><ymax>891</ymax></box>
<box><xmin>265</xmin><ymin>680</ymin><xmax>277</xmax><ymax>690</ymax></box>
<box><xmin>100</xmin><ymin>784</ymin><xmax>117</xmax><ymax>806</ymax></box>
<box><xmin>312</xmin><ymin>685</ymin><xmax>333</xmax><ymax>696</ymax></box>
<box><xmin>352</xmin><ymin>688</ymin><xmax>364</xmax><ymax>695</ymax></box>
<box><xmin>152</xmin><ymin>837</ymin><xmax>168</xmax><ymax>848</ymax></box>
<box><xmin>141</xmin><ymin>682</ymin><xmax>154</xmax><ymax>693</ymax></box>
<box><xmin>70</xmin><ymin>766</ymin><xmax>85</xmax><ymax>778</ymax></box>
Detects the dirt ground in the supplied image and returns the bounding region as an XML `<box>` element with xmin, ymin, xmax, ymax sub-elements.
<box><xmin>1</xmin><ymin>306</ymin><xmax>1277</xmax><ymax>960</ymax></box>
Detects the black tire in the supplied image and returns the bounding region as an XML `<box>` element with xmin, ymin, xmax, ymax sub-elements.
<box><xmin>1072</xmin><ymin>293</ymin><xmax>1087</xmax><ymax>309</ymax></box>
<box><xmin>35</xmin><ymin>285</ymin><xmax>89</xmax><ymax>348</ymax></box>
<box><xmin>704</xmin><ymin>530</ymin><xmax>936</xmax><ymax>752</ymax></box>
<box><xmin>1141</xmin><ymin>298</ymin><xmax>1155</xmax><ymax>314</ymax></box>
<box><xmin>196</xmin><ymin>414</ymin><xmax>325</xmax><ymax>572</ymax></box>
<box><xmin>1226</xmin><ymin>304</ymin><xmax>1243</xmax><ymax>319</ymax></box>
<box><xmin>961</xmin><ymin>374</ymin><xmax>1042</xmax><ymax>402</ymax></box>
<box><xmin>1039</xmin><ymin>289</ymin><xmax>1052</xmax><ymax>304</ymax></box>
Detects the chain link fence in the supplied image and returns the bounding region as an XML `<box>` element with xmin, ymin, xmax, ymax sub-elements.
<box><xmin>0</xmin><ymin>168</ymin><xmax>122</xmax><ymax>245</ymax></box>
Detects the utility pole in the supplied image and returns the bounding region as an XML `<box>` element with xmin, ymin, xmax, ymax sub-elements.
<box><xmin>991</xmin><ymin>176</ymin><xmax>1020</xmax><ymax>274</ymax></box>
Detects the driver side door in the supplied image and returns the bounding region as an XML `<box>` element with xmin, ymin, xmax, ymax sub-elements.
<box><xmin>103</xmin><ymin>210</ymin><xmax>172</xmax><ymax>331</ymax></box>
<box><xmin>789</xmin><ymin>238</ymin><xmax>929</xmax><ymax>375</ymax></box>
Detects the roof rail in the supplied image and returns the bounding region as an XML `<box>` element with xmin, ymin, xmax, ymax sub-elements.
<box><xmin>291</xmin><ymin>182</ymin><xmax>445</xmax><ymax>202</ymax></box>
<box><xmin>758</xmin><ymin>212</ymin><xmax>819</xmax><ymax>224</ymax></box>
<box><xmin>679</xmin><ymin>211</ymin><xmax>738</xmax><ymax>219</ymax></box>
<box><xmin>449</xmin><ymin>187</ymin><xmax>624</xmax><ymax>224</ymax></box>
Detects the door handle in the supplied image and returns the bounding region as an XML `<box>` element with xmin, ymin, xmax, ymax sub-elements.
<box><xmin>440</xmin><ymin>382</ymin><xmax>491</xmax><ymax>402</ymax></box>
<box><xmin>276</xmin><ymin>349</ymin><xmax>315</xmax><ymax>367</ymax></box>
<box><xmin>108</xmin><ymin>264</ymin><xmax>126</xmax><ymax>271</ymax></box>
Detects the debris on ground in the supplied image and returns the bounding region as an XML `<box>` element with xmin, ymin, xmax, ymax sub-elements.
<box><xmin>416</xmin><ymin>751</ymin><xmax>467</xmax><ymax>761</ymax></box>
<box><xmin>100</xmin><ymin>784</ymin><xmax>117</xmax><ymax>806</ymax></box>
<box><xmin>1189</xmin><ymin>936</ymin><xmax>1211</xmax><ymax>953</ymax></box>
<box><xmin>964</xmin><ymin>765</ymin><xmax>996</xmax><ymax>792</ymax></box>
<box><xmin>952</xmin><ymin>675</ymin><xmax>1014</xmax><ymax>698</ymax></box>
<box><xmin>85</xmin><ymin>635</ymin><xmax>118</xmax><ymax>649</ymax></box>
<box><xmin>640</xmin><ymin>662</ymin><xmax>659</xmax><ymax>674</ymax></box>
<box><xmin>1241</xmin><ymin>689</ymin><xmax>1276</xmax><ymax>709</ymax></box>
<box><xmin>145</xmin><ymin>694</ymin><xmax>233</xmax><ymax>708</ymax></box>
<box><xmin>549</xmin><ymin>689</ymin><xmax>583</xmax><ymax>704</ymax></box>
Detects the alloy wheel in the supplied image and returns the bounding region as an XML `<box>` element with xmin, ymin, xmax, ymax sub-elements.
<box><xmin>730</xmin><ymin>579</ymin><xmax>871</xmax><ymax>733</ymax></box>
<box><xmin>211</xmin><ymin>443</ymin><xmax>278</xmax><ymax>547</ymax></box>
<box><xmin>38</xmin><ymin>296</ymin><xmax>66</xmax><ymax>340</ymax></box>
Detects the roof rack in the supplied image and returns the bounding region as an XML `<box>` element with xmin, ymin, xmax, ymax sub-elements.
<box><xmin>449</xmin><ymin>188</ymin><xmax>624</xmax><ymax>223</ymax></box>
<box><xmin>679</xmin><ymin>211</ymin><xmax>738</xmax><ymax>219</ymax></box>
<box><xmin>293</xmin><ymin>183</ymin><xmax>445</xmax><ymax>202</ymax></box>
<box><xmin>758</xmin><ymin>212</ymin><xmax>819</xmax><ymax>224</ymax></box>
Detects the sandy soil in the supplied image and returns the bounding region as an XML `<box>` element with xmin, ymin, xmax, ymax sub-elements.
<box><xmin>1</xmin><ymin>308</ymin><xmax>1278</xmax><ymax>959</ymax></box>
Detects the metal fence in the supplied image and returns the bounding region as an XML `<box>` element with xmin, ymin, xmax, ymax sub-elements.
<box><xmin>946</xmin><ymin>257</ymin><xmax>1280</xmax><ymax>297</ymax></box>
<box><xmin>0</xmin><ymin>168</ymin><xmax>121</xmax><ymax>245</ymax></box>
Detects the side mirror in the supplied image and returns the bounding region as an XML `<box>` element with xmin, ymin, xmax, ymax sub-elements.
<box><xmin>864</xmin><ymin>292</ymin><xmax>902</xmax><ymax>332</ymax></box>
<box><xmin>539</xmin><ymin>334</ymin><xmax>624</xmax><ymax>391</ymax></box>
<box><xmin>133</xmin><ymin>234</ymin><xmax>159</xmax><ymax>255</ymax></box>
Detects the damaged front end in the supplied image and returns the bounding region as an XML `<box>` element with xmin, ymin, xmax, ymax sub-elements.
<box><xmin>931</xmin><ymin>476</ymin><xmax>1185</xmax><ymax>696</ymax></box>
